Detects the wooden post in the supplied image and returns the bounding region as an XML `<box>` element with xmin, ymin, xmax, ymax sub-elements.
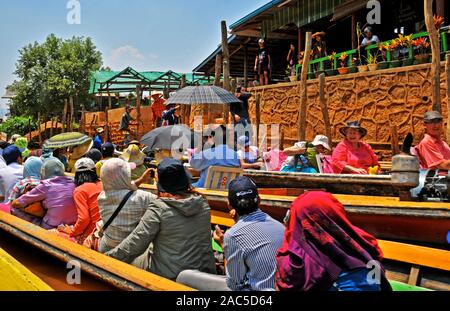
<box><xmin>37</xmin><ymin>112</ymin><xmax>42</xmax><ymax>144</ymax></box>
<box><xmin>351</xmin><ymin>14</ymin><xmax>358</xmax><ymax>50</ymax></box>
<box><xmin>255</xmin><ymin>94</ymin><xmax>261</xmax><ymax>145</ymax></box>
<box><xmin>107</xmin><ymin>85</ymin><xmax>112</xmax><ymax>110</ymax></box>
<box><xmin>425</xmin><ymin>0</ymin><xmax>442</xmax><ymax>112</ymax></box>
<box><xmin>390</xmin><ymin>124</ymin><xmax>400</xmax><ymax>155</ymax></box>
<box><xmin>318</xmin><ymin>74</ymin><xmax>332</xmax><ymax>145</ymax></box>
<box><xmin>244</xmin><ymin>45</ymin><xmax>248</xmax><ymax>88</ymax></box>
<box><xmin>62</xmin><ymin>100</ymin><xmax>68</xmax><ymax>133</ymax></box>
<box><xmin>136</xmin><ymin>85</ymin><xmax>142</xmax><ymax>139</ymax></box>
<box><xmin>214</xmin><ymin>54</ymin><xmax>222</xmax><ymax>86</ymax></box>
<box><xmin>436</xmin><ymin>0</ymin><xmax>445</xmax><ymax>19</ymax></box>
<box><xmin>69</xmin><ymin>96</ymin><xmax>74</xmax><ymax>132</ymax></box>
<box><xmin>50</xmin><ymin>118</ymin><xmax>54</xmax><ymax>138</ymax></box>
<box><xmin>104</xmin><ymin>107</ymin><xmax>109</xmax><ymax>142</ymax></box>
<box><xmin>221</xmin><ymin>20</ymin><xmax>231</xmax><ymax>125</ymax></box>
<box><xmin>43</xmin><ymin>119</ymin><xmax>48</xmax><ymax>140</ymax></box>
<box><xmin>28</xmin><ymin>118</ymin><xmax>32</xmax><ymax>141</ymax></box>
<box><xmin>298</xmin><ymin>32</ymin><xmax>312</xmax><ymax>141</ymax></box>
<box><xmin>298</xmin><ymin>28</ymin><xmax>303</xmax><ymax>54</ymax></box>
<box><xmin>280</xmin><ymin>124</ymin><xmax>285</xmax><ymax>150</ymax></box>
<box><xmin>446</xmin><ymin>54</ymin><xmax>450</xmax><ymax>144</ymax></box>
<box><xmin>180</xmin><ymin>75</ymin><xmax>187</xmax><ymax>125</ymax></box>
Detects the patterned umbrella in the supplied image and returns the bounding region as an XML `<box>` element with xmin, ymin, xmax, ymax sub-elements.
<box><xmin>165</xmin><ymin>85</ymin><xmax>242</xmax><ymax>105</ymax></box>
<box><xmin>140</xmin><ymin>125</ymin><xmax>201</xmax><ymax>151</ymax></box>
<box><xmin>43</xmin><ymin>132</ymin><xmax>92</xmax><ymax>149</ymax></box>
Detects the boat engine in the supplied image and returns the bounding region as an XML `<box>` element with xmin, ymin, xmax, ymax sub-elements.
<box><xmin>411</xmin><ymin>169</ymin><xmax>450</xmax><ymax>201</ymax></box>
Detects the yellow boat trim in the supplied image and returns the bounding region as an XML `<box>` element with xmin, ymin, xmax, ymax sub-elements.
<box><xmin>0</xmin><ymin>247</ymin><xmax>53</xmax><ymax>291</ymax></box>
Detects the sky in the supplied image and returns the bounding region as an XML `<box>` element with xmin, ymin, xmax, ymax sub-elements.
<box><xmin>0</xmin><ymin>0</ymin><xmax>268</xmax><ymax>117</ymax></box>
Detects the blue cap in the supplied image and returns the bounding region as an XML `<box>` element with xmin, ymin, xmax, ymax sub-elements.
<box><xmin>237</xmin><ymin>135</ymin><xmax>250</xmax><ymax>147</ymax></box>
<box><xmin>2</xmin><ymin>145</ymin><xmax>22</xmax><ymax>165</ymax></box>
<box><xmin>157</xmin><ymin>158</ymin><xmax>190</xmax><ymax>193</ymax></box>
<box><xmin>228</xmin><ymin>176</ymin><xmax>258</xmax><ymax>208</ymax></box>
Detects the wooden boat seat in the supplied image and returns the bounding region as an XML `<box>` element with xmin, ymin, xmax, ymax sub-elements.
<box><xmin>204</xmin><ymin>166</ymin><xmax>243</xmax><ymax>190</ymax></box>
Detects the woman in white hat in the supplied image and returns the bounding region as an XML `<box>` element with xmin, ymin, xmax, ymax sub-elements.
<box><xmin>281</xmin><ymin>134</ymin><xmax>331</xmax><ymax>173</ymax></box>
<box><xmin>331</xmin><ymin>121</ymin><xmax>379</xmax><ymax>174</ymax></box>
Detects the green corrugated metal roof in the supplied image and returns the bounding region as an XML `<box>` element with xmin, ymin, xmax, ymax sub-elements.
<box><xmin>89</xmin><ymin>67</ymin><xmax>212</xmax><ymax>94</ymax></box>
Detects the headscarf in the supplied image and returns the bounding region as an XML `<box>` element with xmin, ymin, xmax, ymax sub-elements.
<box><xmin>100</xmin><ymin>158</ymin><xmax>137</xmax><ymax>192</ymax></box>
<box><xmin>276</xmin><ymin>191</ymin><xmax>387</xmax><ymax>291</ymax></box>
<box><xmin>41</xmin><ymin>147</ymin><xmax>56</xmax><ymax>162</ymax></box>
<box><xmin>15</xmin><ymin>137</ymin><xmax>30</xmax><ymax>158</ymax></box>
<box><xmin>23</xmin><ymin>156</ymin><xmax>44</xmax><ymax>179</ymax></box>
<box><xmin>41</xmin><ymin>158</ymin><xmax>66</xmax><ymax>180</ymax></box>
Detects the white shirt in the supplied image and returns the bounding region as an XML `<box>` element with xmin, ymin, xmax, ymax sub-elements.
<box><xmin>281</xmin><ymin>141</ymin><xmax>307</xmax><ymax>168</ymax></box>
<box><xmin>362</xmin><ymin>35</ymin><xmax>380</xmax><ymax>46</ymax></box>
<box><xmin>237</xmin><ymin>146</ymin><xmax>259</xmax><ymax>164</ymax></box>
<box><xmin>0</xmin><ymin>162</ymin><xmax>24</xmax><ymax>203</ymax></box>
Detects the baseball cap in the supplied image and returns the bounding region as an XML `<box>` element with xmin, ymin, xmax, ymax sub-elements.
<box><xmin>157</xmin><ymin>158</ymin><xmax>190</xmax><ymax>193</ymax></box>
<box><xmin>74</xmin><ymin>157</ymin><xmax>96</xmax><ymax>173</ymax></box>
<box><xmin>311</xmin><ymin>135</ymin><xmax>331</xmax><ymax>151</ymax></box>
<box><xmin>423</xmin><ymin>111</ymin><xmax>443</xmax><ymax>123</ymax></box>
<box><xmin>228</xmin><ymin>176</ymin><xmax>259</xmax><ymax>209</ymax></box>
<box><xmin>237</xmin><ymin>135</ymin><xmax>250</xmax><ymax>147</ymax></box>
<box><xmin>101</xmin><ymin>142</ymin><xmax>115</xmax><ymax>157</ymax></box>
<box><xmin>2</xmin><ymin>145</ymin><xmax>22</xmax><ymax>165</ymax></box>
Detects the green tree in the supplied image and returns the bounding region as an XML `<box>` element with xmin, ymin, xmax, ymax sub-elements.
<box><xmin>0</xmin><ymin>116</ymin><xmax>37</xmax><ymax>138</ymax></box>
<box><xmin>10</xmin><ymin>34</ymin><xmax>102</xmax><ymax>120</ymax></box>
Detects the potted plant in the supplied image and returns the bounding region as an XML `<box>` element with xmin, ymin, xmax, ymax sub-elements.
<box><xmin>377</xmin><ymin>43</ymin><xmax>391</xmax><ymax>69</ymax></box>
<box><xmin>337</xmin><ymin>52</ymin><xmax>349</xmax><ymax>75</ymax></box>
<box><xmin>348</xmin><ymin>57</ymin><xmax>359</xmax><ymax>73</ymax></box>
<box><xmin>398</xmin><ymin>34</ymin><xmax>414</xmax><ymax>66</ymax></box>
<box><xmin>325</xmin><ymin>52</ymin><xmax>337</xmax><ymax>76</ymax></box>
<box><xmin>389</xmin><ymin>39</ymin><xmax>403</xmax><ymax>68</ymax></box>
<box><xmin>412</xmin><ymin>37</ymin><xmax>431</xmax><ymax>64</ymax></box>
<box><xmin>367</xmin><ymin>52</ymin><xmax>378</xmax><ymax>71</ymax></box>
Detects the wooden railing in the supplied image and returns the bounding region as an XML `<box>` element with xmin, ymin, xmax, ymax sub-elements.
<box><xmin>297</xmin><ymin>26</ymin><xmax>450</xmax><ymax>77</ymax></box>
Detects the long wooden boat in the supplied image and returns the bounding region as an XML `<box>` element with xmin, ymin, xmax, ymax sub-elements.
<box><xmin>0</xmin><ymin>209</ymin><xmax>448</xmax><ymax>291</ymax></box>
<box><xmin>242</xmin><ymin>170</ymin><xmax>416</xmax><ymax>198</ymax></box>
<box><xmin>141</xmin><ymin>184</ymin><xmax>450</xmax><ymax>246</ymax></box>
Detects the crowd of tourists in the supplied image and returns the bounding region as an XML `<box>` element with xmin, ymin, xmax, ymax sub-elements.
<box><xmin>0</xmin><ymin>107</ymin><xmax>447</xmax><ymax>291</ymax></box>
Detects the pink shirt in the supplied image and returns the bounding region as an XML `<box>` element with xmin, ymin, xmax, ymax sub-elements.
<box><xmin>417</xmin><ymin>134</ymin><xmax>450</xmax><ymax>169</ymax></box>
<box><xmin>331</xmin><ymin>139</ymin><xmax>379</xmax><ymax>174</ymax></box>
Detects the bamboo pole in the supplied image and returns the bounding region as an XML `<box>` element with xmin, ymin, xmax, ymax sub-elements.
<box><xmin>318</xmin><ymin>73</ymin><xmax>332</xmax><ymax>145</ymax></box>
<box><xmin>446</xmin><ymin>53</ymin><xmax>450</xmax><ymax>144</ymax></box>
<box><xmin>221</xmin><ymin>20</ymin><xmax>230</xmax><ymax>125</ymax></box>
<box><xmin>425</xmin><ymin>0</ymin><xmax>442</xmax><ymax>112</ymax></box>
<box><xmin>298</xmin><ymin>31</ymin><xmax>312</xmax><ymax>141</ymax></box>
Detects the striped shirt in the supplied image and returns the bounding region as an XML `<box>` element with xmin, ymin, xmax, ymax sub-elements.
<box><xmin>98</xmin><ymin>189</ymin><xmax>157</xmax><ymax>253</ymax></box>
<box><xmin>224</xmin><ymin>209</ymin><xmax>285</xmax><ymax>291</ymax></box>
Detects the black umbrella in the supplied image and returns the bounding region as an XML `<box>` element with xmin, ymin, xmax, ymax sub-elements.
<box><xmin>165</xmin><ymin>85</ymin><xmax>242</xmax><ymax>105</ymax></box>
<box><xmin>140</xmin><ymin>125</ymin><xmax>201</xmax><ymax>151</ymax></box>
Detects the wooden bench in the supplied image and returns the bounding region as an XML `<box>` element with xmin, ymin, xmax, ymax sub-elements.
<box><xmin>204</xmin><ymin>166</ymin><xmax>243</xmax><ymax>190</ymax></box>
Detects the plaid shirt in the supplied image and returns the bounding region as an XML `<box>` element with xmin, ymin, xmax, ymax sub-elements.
<box><xmin>8</xmin><ymin>177</ymin><xmax>41</xmax><ymax>201</ymax></box>
<box><xmin>98</xmin><ymin>189</ymin><xmax>157</xmax><ymax>253</ymax></box>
